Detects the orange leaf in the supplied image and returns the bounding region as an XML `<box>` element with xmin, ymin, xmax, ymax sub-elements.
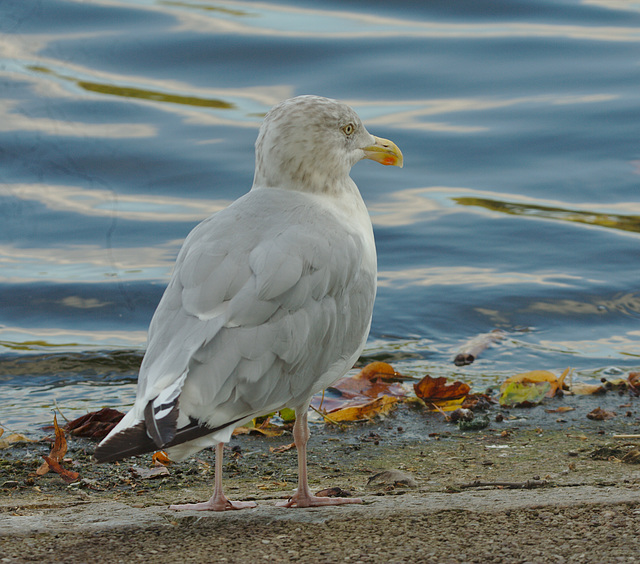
<box><xmin>355</xmin><ymin>362</ymin><xmax>400</xmax><ymax>380</ymax></box>
<box><xmin>329</xmin><ymin>362</ymin><xmax>407</xmax><ymax>400</ymax></box>
<box><xmin>43</xmin><ymin>455</ymin><xmax>79</xmax><ymax>483</ymax></box>
<box><xmin>36</xmin><ymin>414</ymin><xmax>68</xmax><ymax>476</ymax></box>
<box><xmin>413</xmin><ymin>375</ymin><xmax>470</xmax><ymax>403</ymax></box>
<box><xmin>152</xmin><ymin>451</ymin><xmax>173</xmax><ymax>466</ymax></box>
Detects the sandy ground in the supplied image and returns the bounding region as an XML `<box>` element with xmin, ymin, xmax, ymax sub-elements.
<box><xmin>2</xmin><ymin>396</ymin><xmax>640</xmax><ymax>563</ymax></box>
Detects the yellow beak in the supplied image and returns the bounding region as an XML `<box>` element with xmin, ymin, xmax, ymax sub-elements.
<box><xmin>363</xmin><ymin>136</ymin><xmax>403</xmax><ymax>168</ymax></box>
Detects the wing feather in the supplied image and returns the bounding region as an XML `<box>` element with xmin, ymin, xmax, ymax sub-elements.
<box><xmin>100</xmin><ymin>188</ymin><xmax>376</xmax><ymax>458</ymax></box>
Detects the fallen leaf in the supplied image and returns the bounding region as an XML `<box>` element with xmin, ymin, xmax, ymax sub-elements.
<box><xmin>499</xmin><ymin>381</ymin><xmax>551</xmax><ymax>407</ymax></box>
<box><xmin>0</xmin><ymin>433</ymin><xmax>35</xmax><ymax>449</ymax></box>
<box><xmin>324</xmin><ymin>395</ymin><xmax>398</xmax><ymax>422</ymax></box>
<box><xmin>36</xmin><ymin>414</ymin><xmax>68</xmax><ymax>476</ymax></box>
<box><xmin>629</xmin><ymin>372</ymin><xmax>640</xmax><ymax>396</ymax></box>
<box><xmin>355</xmin><ymin>361</ymin><xmax>408</xmax><ymax>381</ymax></box>
<box><xmin>309</xmin><ymin>362</ymin><xmax>406</xmax><ymax>421</ymax></box>
<box><xmin>233</xmin><ymin>416</ymin><xmax>285</xmax><ymax>437</ymax></box>
<box><xmin>414</xmin><ymin>375</ymin><xmax>470</xmax><ymax>410</ymax></box>
<box><xmin>152</xmin><ymin>451</ymin><xmax>172</xmax><ymax>466</ymax></box>
<box><xmin>279</xmin><ymin>408</ymin><xmax>296</xmax><ymax>422</ymax></box>
<box><xmin>545</xmin><ymin>406</ymin><xmax>575</xmax><ymax>413</ymax></box>
<box><xmin>587</xmin><ymin>407</ymin><xmax>616</xmax><ymax>420</ymax></box>
<box><xmin>570</xmin><ymin>383</ymin><xmax>606</xmax><ymax>395</ymax></box>
<box><xmin>66</xmin><ymin>408</ymin><xmax>125</xmax><ymax>440</ymax></box>
<box><xmin>462</xmin><ymin>393</ymin><xmax>495</xmax><ymax>410</ymax></box>
<box><xmin>130</xmin><ymin>465</ymin><xmax>170</xmax><ymax>480</ymax></box>
<box><xmin>329</xmin><ymin>362</ymin><xmax>407</xmax><ymax>400</ymax></box>
<box><xmin>42</xmin><ymin>455</ymin><xmax>79</xmax><ymax>483</ymax></box>
<box><xmin>270</xmin><ymin>442</ymin><xmax>296</xmax><ymax>454</ymax></box>
<box><xmin>500</xmin><ymin>368</ymin><xmax>570</xmax><ymax>399</ymax></box>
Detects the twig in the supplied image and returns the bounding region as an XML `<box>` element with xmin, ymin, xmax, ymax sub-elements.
<box><xmin>430</xmin><ymin>403</ymin><xmax>451</xmax><ymax>421</ymax></box>
<box><xmin>454</xmin><ymin>329</ymin><xmax>505</xmax><ymax>366</ymax></box>
<box><xmin>459</xmin><ymin>479</ymin><xmax>548</xmax><ymax>490</ymax></box>
<box><xmin>53</xmin><ymin>400</ymin><xmax>70</xmax><ymax>423</ymax></box>
<box><xmin>612</xmin><ymin>434</ymin><xmax>640</xmax><ymax>439</ymax></box>
<box><xmin>0</xmin><ymin>421</ymin><xmax>18</xmax><ymax>433</ymax></box>
<box><xmin>309</xmin><ymin>404</ymin><xmax>345</xmax><ymax>427</ymax></box>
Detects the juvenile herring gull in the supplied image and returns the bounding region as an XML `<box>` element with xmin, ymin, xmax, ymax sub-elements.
<box><xmin>94</xmin><ymin>95</ymin><xmax>403</xmax><ymax>510</ymax></box>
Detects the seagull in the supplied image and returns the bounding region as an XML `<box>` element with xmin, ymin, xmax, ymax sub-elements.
<box><xmin>94</xmin><ymin>95</ymin><xmax>403</xmax><ymax>510</ymax></box>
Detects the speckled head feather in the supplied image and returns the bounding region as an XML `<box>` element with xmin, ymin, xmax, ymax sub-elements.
<box><xmin>252</xmin><ymin>95</ymin><xmax>376</xmax><ymax>194</ymax></box>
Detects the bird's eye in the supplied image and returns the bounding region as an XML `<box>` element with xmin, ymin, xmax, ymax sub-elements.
<box><xmin>342</xmin><ymin>123</ymin><xmax>355</xmax><ymax>136</ymax></box>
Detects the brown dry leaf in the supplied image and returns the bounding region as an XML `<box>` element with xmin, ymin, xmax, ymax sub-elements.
<box><xmin>500</xmin><ymin>368</ymin><xmax>570</xmax><ymax>398</ymax></box>
<box><xmin>629</xmin><ymin>372</ymin><xmax>640</xmax><ymax>396</ymax></box>
<box><xmin>545</xmin><ymin>406</ymin><xmax>575</xmax><ymax>413</ymax></box>
<box><xmin>325</xmin><ymin>395</ymin><xmax>398</xmax><ymax>422</ymax></box>
<box><xmin>66</xmin><ymin>408</ymin><xmax>125</xmax><ymax>440</ymax></box>
<box><xmin>462</xmin><ymin>393</ymin><xmax>495</xmax><ymax>410</ymax></box>
<box><xmin>309</xmin><ymin>362</ymin><xmax>406</xmax><ymax>420</ymax></box>
<box><xmin>571</xmin><ymin>382</ymin><xmax>606</xmax><ymax>395</ymax></box>
<box><xmin>329</xmin><ymin>362</ymin><xmax>407</xmax><ymax>400</ymax></box>
<box><xmin>42</xmin><ymin>455</ymin><xmax>79</xmax><ymax>483</ymax></box>
<box><xmin>130</xmin><ymin>465</ymin><xmax>170</xmax><ymax>480</ymax></box>
<box><xmin>413</xmin><ymin>375</ymin><xmax>470</xmax><ymax>408</ymax></box>
<box><xmin>587</xmin><ymin>407</ymin><xmax>616</xmax><ymax>421</ymax></box>
<box><xmin>270</xmin><ymin>442</ymin><xmax>296</xmax><ymax>454</ymax></box>
<box><xmin>36</xmin><ymin>414</ymin><xmax>68</xmax><ymax>476</ymax></box>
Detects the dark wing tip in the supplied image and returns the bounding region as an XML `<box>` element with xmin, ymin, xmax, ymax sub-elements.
<box><xmin>93</xmin><ymin>421</ymin><xmax>156</xmax><ymax>463</ymax></box>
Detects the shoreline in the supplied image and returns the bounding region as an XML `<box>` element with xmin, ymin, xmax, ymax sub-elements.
<box><xmin>2</xmin><ymin>398</ymin><xmax>640</xmax><ymax>562</ymax></box>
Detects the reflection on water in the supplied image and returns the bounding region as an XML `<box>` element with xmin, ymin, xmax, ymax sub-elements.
<box><xmin>527</xmin><ymin>293</ymin><xmax>640</xmax><ymax>317</ymax></box>
<box><xmin>7</xmin><ymin>183</ymin><xmax>229</xmax><ymax>222</ymax></box>
<box><xmin>378</xmin><ymin>266</ymin><xmax>586</xmax><ymax>289</ymax></box>
<box><xmin>456</xmin><ymin>196</ymin><xmax>640</xmax><ymax>234</ymax></box>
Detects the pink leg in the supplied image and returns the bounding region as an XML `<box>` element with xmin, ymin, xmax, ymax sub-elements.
<box><xmin>276</xmin><ymin>409</ymin><xmax>362</xmax><ymax>508</ymax></box>
<box><xmin>169</xmin><ymin>443</ymin><xmax>257</xmax><ymax>511</ymax></box>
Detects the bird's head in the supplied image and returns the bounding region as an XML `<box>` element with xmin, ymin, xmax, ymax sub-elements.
<box><xmin>253</xmin><ymin>95</ymin><xmax>402</xmax><ymax>194</ymax></box>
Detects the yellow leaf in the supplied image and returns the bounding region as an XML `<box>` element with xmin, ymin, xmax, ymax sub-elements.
<box><xmin>427</xmin><ymin>397</ymin><xmax>466</xmax><ymax>412</ymax></box>
<box><xmin>500</xmin><ymin>368</ymin><xmax>570</xmax><ymax>398</ymax></box>
<box><xmin>0</xmin><ymin>432</ymin><xmax>35</xmax><ymax>449</ymax></box>
<box><xmin>325</xmin><ymin>395</ymin><xmax>398</xmax><ymax>422</ymax></box>
<box><xmin>499</xmin><ymin>381</ymin><xmax>551</xmax><ymax>407</ymax></box>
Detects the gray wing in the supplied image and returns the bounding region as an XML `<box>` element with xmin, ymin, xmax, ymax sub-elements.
<box><xmin>138</xmin><ymin>188</ymin><xmax>376</xmax><ymax>440</ymax></box>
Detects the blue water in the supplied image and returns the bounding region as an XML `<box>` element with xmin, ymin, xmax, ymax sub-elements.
<box><xmin>2</xmin><ymin>0</ymin><xmax>640</xmax><ymax>433</ymax></box>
